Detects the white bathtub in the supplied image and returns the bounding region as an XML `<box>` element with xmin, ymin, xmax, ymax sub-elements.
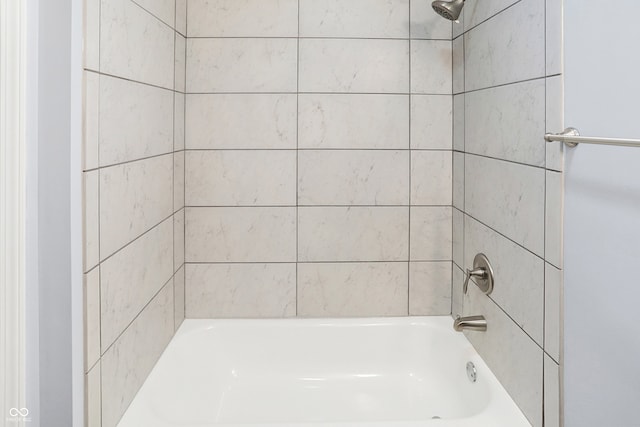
<box><xmin>118</xmin><ymin>317</ymin><xmax>531</xmax><ymax>427</ymax></box>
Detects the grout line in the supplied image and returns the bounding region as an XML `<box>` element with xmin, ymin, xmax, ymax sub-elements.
<box><xmin>460</xmin><ymin>0</ymin><xmax>525</xmax><ymax>36</ymax></box>
<box><xmin>464</xmin><ymin>151</ymin><xmax>549</xmax><ymax>172</ymax></box>
<box><xmin>407</xmin><ymin>0</ymin><xmax>412</xmax><ymax>316</ymax></box>
<box><xmin>96</xmin><ymin>70</ymin><xmax>180</xmax><ymax>94</ymax></box>
<box><xmin>184</xmin><ymin>260</ymin><xmax>448</xmax><ymax>265</ymax></box>
<box><xmin>185</xmin><ymin>91</ymin><xmax>449</xmax><ymax>96</ymax></box>
<box><xmin>130</xmin><ymin>0</ymin><xmax>177</xmax><ymax>33</ymax></box>
<box><xmin>182</xmin><ymin>148</ymin><xmax>452</xmax><ymax>152</ymax></box>
<box><xmin>86</xmin><ymin>151</ymin><xmax>174</xmax><ymax>172</ymax></box>
<box><xmin>462</xmin><ymin>75</ymin><xmax>548</xmax><ymax>96</ymax></box>
<box><xmin>187</xmin><ymin>35</ymin><xmax>451</xmax><ymax>41</ymax></box>
<box><xmin>185</xmin><ymin>205</ymin><xmax>449</xmax><ymax>208</ymax></box>
<box><xmin>487</xmin><ymin>292</ymin><xmax>545</xmax><ymax>351</ymax></box>
<box><xmin>295</xmin><ymin>0</ymin><xmax>300</xmax><ymax>317</ymax></box>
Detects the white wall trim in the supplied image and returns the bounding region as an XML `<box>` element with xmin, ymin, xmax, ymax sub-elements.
<box><xmin>0</xmin><ymin>0</ymin><xmax>29</xmax><ymax>424</ymax></box>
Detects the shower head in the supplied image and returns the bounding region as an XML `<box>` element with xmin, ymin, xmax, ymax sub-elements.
<box><xmin>431</xmin><ymin>0</ymin><xmax>465</xmax><ymax>21</ymax></box>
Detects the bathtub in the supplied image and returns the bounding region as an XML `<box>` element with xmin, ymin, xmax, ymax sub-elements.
<box><xmin>118</xmin><ymin>317</ymin><xmax>531</xmax><ymax>427</ymax></box>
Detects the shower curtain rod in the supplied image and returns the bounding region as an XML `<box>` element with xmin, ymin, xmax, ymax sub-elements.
<box><xmin>545</xmin><ymin>127</ymin><xmax>640</xmax><ymax>148</ymax></box>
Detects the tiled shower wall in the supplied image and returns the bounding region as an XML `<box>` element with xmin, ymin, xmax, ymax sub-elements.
<box><xmin>184</xmin><ymin>0</ymin><xmax>455</xmax><ymax>318</ymax></box>
<box><xmin>82</xmin><ymin>0</ymin><xmax>187</xmax><ymax>426</ymax></box>
<box><xmin>451</xmin><ymin>0</ymin><xmax>564</xmax><ymax>426</ymax></box>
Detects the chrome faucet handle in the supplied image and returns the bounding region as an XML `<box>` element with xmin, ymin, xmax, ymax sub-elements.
<box><xmin>463</xmin><ymin>268</ymin><xmax>487</xmax><ymax>294</ymax></box>
<box><xmin>462</xmin><ymin>253</ymin><xmax>495</xmax><ymax>296</ymax></box>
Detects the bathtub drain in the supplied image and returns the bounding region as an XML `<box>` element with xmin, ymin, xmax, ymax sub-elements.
<box><xmin>466</xmin><ymin>361</ymin><xmax>477</xmax><ymax>383</ymax></box>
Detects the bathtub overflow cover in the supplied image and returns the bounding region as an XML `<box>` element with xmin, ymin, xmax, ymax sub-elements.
<box><xmin>466</xmin><ymin>362</ymin><xmax>477</xmax><ymax>383</ymax></box>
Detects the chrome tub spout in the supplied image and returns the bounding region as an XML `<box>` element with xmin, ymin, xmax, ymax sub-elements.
<box><xmin>453</xmin><ymin>315</ymin><xmax>487</xmax><ymax>332</ymax></box>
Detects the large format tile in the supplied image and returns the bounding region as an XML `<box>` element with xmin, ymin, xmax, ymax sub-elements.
<box><xmin>101</xmin><ymin>282</ymin><xmax>173</xmax><ymax>427</ymax></box>
<box><xmin>544</xmin><ymin>354</ymin><xmax>561</xmax><ymax>427</ymax></box>
<box><xmin>187</xmin><ymin>0</ymin><xmax>298</xmax><ymax>37</ymax></box>
<box><xmin>298</xmin><ymin>207</ymin><xmax>409</xmax><ymax>262</ymax></box>
<box><xmin>299</xmin><ymin>39</ymin><xmax>409</xmax><ymax>93</ymax></box>
<box><xmin>463</xmin><ymin>0</ymin><xmax>519</xmax><ymax>30</ymax></box>
<box><xmin>84</xmin><ymin>267</ymin><xmax>100</xmax><ymax>372</ymax></box>
<box><xmin>298</xmin><ymin>150</ymin><xmax>409</xmax><ymax>206</ymax></box>
<box><xmin>464</xmin><ymin>215</ymin><xmax>544</xmax><ymax>345</ymax></box>
<box><xmin>83</xmin><ymin>71</ymin><xmax>99</xmax><ymax>171</ymax></box>
<box><xmin>174</xmin><ymin>151</ymin><xmax>185</xmax><ymax>211</ymax></box>
<box><xmin>545</xmin><ymin>171</ymin><xmax>563</xmax><ymax>268</ymax></box>
<box><xmin>83</xmin><ymin>171</ymin><xmax>99</xmax><ymax>272</ymax></box>
<box><xmin>186</xmin><ymin>94</ymin><xmax>297</xmax><ymax>149</ymax></box>
<box><xmin>300</xmin><ymin>0</ymin><xmax>409</xmax><ymax>38</ymax></box>
<box><xmin>410</xmin><ymin>207</ymin><xmax>452</xmax><ymax>261</ymax></box>
<box><xmin>101</xmin><ymin>0</ymin><xmax>174</xmax><ymax>89</ymax></box>
<box><xmin>100</xmin><ymin>218</ymin><xmax>174</xmax><ymax>352</ymax></box>
<box><xmin>410</xmin><ymin>0</ymin><xmax>452</xmax><ymax>40</ymax></box>
<box><xmin>298</xmin><ymin>94</ymin><xmax>409</xmax><ymax>149</ymax></box>
<box><xmin>409</xmin><ymin>261</ymin><xmax>452</xmax><ymax>315</ymax></box>
<box><xmin>453</xmin><ymin>152</ymin><xmax>464</xmax><ymax>210</ymax></box>
<box><xmin>174</xmin><ymin>93</ymin><xmax>185</xmax><ymax>150</ymax></box>
<box><xmin>99</xmin><ymin>154</ymin><xmax>173</xmax><ymax>259</ymax></box>
<box><xmin>452</xmin><ymin>208</ymin><xmax>463</xmax><ymax>268</ymax></box>
<box><xmin>185</xmin><ymin>263</ymin><xmax>296</xmax><ymax>318</ymax></box>
<box><xmin>544</xmin><ymin>262</ymin><xmax>562</xmax><ymax>362</ymax></box>
<box><xmin>465</xmin><ymin>155</ymin><xmax>545</xmax><ymax>256</ymax></box>
<box><xmin>465</xmin><ymin>0</ymin><xmax>545</xmax><ymax>91</ymax></box>
<box><xmin>133</xmin><ymin>0</ymin><xmax>175</xmax><ymax>28</ymax></box>
<box><xmin>545</xmin><ymin>75</ymin><xmax>564</xmax><ymax>171</ymax></box>
<box><xmin>84</xmin><ymin>0</ymin><xmax>100</xmax><ymax>71</ymax></box>
<box><xmin>453</xmin><ymin>94</ymin><xmax>464</xmax><ymax>151</ymax></box>
<box><xmin>465</xmin><ymin>79</ymin><xmax>546</xmax><ymax>166</ymax></box>
<box><xmin>185</xmin><ymin>207</ymin><xmax>297</xmax><ymax>262</ymax></box>
<box><xmin>452</xmin><ymin>36</ymin><xmax>464</xmax><ymax>94</ymax></box>
<box><xmin>410</xmin><ymin>95</ymin><xmax>452</xmax><ymax>149</ymax></box>
<box><xmin>298</xmin><ymin>262</ymin><xmax>408</xmax><ymax>317</ymax></box>
<box><xmin>464</xmin><ymin>285</ymin><xmax>543</xmax><ymax>427</ymax></box>
<box><xmin>545</xmin><ymin>0</ymin><xmax>563</xmax><ymax>76</ymax></box>
<box><xmin>187</xmin><ymin>38</ymin><xmax>298</xmax><ymax>93</ymax></box>
<box><xmin>451</xmin><ymin>264</ymin><xmax>463</xmax><ymax>318</ymax></box>
<box><xmin>174</xmin><ymin>209</ymin><xmax>185</xmax><ymax>271</ymax></box>
<box><xmin>85</xmin><ymin>361</ymin><xmax>101</xmax><ymax>427</ymax></box>
<box><xmin>186</xmin><ymin>150</ymin><xmax>296</xmax><ymax>206</ymax></box>
<box><xmin>175</xmin><ymin>33</ymin><xmax>186</xmax><ymax>92</ymax></box>
<box><xmin>99</xmin><ymin>75</ymin><xmax>174</xmax><ymax>167</ymax></box>
<box><xmin>410</xmin><ymin>40</ymin><xmax>452</xmax><ymax>95</ymax></box>
<box><xmin>411</xmin><ymin>151</ymin><xmax>452</xmax><ymax>205</ymax></box>
<box><xmin>174</xmin><ymin>266</ymin><xmax>185</xmax><ymax>330</ymax></box>
<box><xmin>175</xmin><ymin>0</ymin><xmax>187</xmax><ymax>35</ymax></box>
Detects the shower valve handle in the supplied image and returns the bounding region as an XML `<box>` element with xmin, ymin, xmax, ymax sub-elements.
<box><xmin>463</xmin><ymin>268</ymin><xmax>487</xmax><ymax>294</ymax></box>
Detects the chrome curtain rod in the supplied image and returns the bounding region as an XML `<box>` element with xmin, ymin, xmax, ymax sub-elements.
<box><xmin>544</xmin><ymin>127</ymin><xmax>640</xmax><ymax>148</ymax></box>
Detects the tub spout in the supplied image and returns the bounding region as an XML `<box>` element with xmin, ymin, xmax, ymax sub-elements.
<box><xmin>453</xmin><ymin>315</ymin><xmax>487</xmax><ymax>332</ymax></box>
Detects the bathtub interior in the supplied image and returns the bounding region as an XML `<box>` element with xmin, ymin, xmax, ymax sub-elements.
<box><xmin>118</xmin><ymin>317</ymin><xmax>530</xmax><ymax>427</ymax></box>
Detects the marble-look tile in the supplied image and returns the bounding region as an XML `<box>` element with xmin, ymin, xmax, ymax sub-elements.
<box><xmin>410</xmin><ymin>95</ymin><xmax>452</xmax><ymax>150</ymax></box>
<box><xmin>546</xmin><ymin>0</ymin><xmax>563</xmax><ymax>76</ymax></box>
<box><xmin>84</xmin><ymin>267</ymin><xmax>100</xmax><ymax>372</ymax></box>
<box><xmin>85</xmin><ymin>361</ymin><xmax>101</xmax><ymax>427</ymax></box>
<box><xmin>298</xmin><ymin>207</ymin><xmax>409</xmax><ymax>262</ymax></box>
<box><xmin>452</xmin><ymin>208</ymin><xmax>463</xmax><ymax>269</ymax></box>
<box><xmin>453</xmin><ymin>94</ymin><xmax>464</xmax><ymax>152</ymax></box>
<box><xmin>465</xmin><ymin>0</ymin><xmax>545</xmax><ymax>91</ymax></box>
<box><xmin>545</xmin><ymin>171</ymin><xmax>563</xmax><ymax>268</ymax></box>
<box><xmin>300</xmin><ymin>0</ymin><xmax>409</xmax><ymax>38</ymax></box>
<box><xmin>410</xmin><ymin>0</ymin><xmax>452</xmax><ymax>40</ymax></box>
<box><xmin>298</xmin><ymin>262</ymin><xmax>408</xmax><ymax>317</ymax></box>
<box><xmin>83</xmin><ymin>71</ymin><xmax>99</xmax><ymax>171</ymax></box>
<box><xmin>544</xmin><ymin>263</ymin><xmax>562</xmax><ymax>362</ymax></box>
<box><xmin>101</xmin><ymin>0</ymin><xmax>174</xmax><ymax>89</ymax></box>
<box><xmin>451</xmin><ymin>264</ymin><xmax>463</xmax><ymax>318</ymax></box>
<box><xmin>101</xmin><ymin>281</ymin><xmax>173</xmax><ymax>427</ymax></box>
<box><xmin>465</xmin><ymin>155</ymin><xmax>545</xmax><ymax>256</ymax></box>
<box><xmin>174</xmin><ymin>209</ymin><xmax>184</xmax><ymax>271</ymax></box>
<box><xmin>545</xmin><ymin>75</ymin><xmax>564</xmax><ymax>171</ymax></box>
<box><xmin>410</xmin><ymin>207</ymin><xmax>452</xmax><ymax>261</ymax></box>
<box><xmin>173</xmin><ymin>151</ymin><xmax>184</xmax><ymax>211</ymax></box>
<box><xmin>544</xmin><ymin>354</ymin><xmax>561</xmax><ymax>427</ymax></box>
<box><xmin>409</xmin><ymin>261</ymin><xmax>452</xmax><ymax>315</ymax></box>
<box><xmin>99</xmin><ymin>75</ymin><xmax>174</xmax><ymax>167</ymax></box>
<box><xmin>100</xmin><ymin>218</ymin><xmax>173</xmax><ymax>352</ymax></box>
<box><xmin>452</xmin><ymin>10</ymin><xmax>464</xmax><ymax>38</ymax></box>
<box><xmin>464</xmin><ymin>215</ymin><xmax>544</xmax><ymax>345</ymax></box>
<box><xmin>453</xmin><ymin>151</ymin><xmax>464</xmax><ymax>210</ymax></box>
<box><xmin>298</xmin><ymin>150</ymin><xmax>409</xmax><ymax>206</ymax></box>
<box><xmin>465</xmin><ymin>79</ymin><xmax>546</xmax><ymax>166</ymax></box>
<box><xmin>185</xmin><ymin>263</ymin><xmax>296</xmax><ymax>318</ymax></box>
<box><xmin>84</xmin><ymin>0</ymin><xmax>99</xmax><ymax>71</ymax></box>
<box><xmin>464</xmin><ymin>285</ymin><xmax>543</xmax><ymax>427</ymax></box>
<box><xmin>187</xmin><ymin>0</ymin><xmax>298</xmax><ymax>37</ymax></box>
<box><xmin>410</xmin><ymin>40</ymin><xmax>452</xmax><ymax>95</ymax></box>
<box><xmin>185</xmin><ymin>207</ymin><xmax>297</xmax><ymax>262</ymax></box>
<box><xmin>174</xmin><ymin>266</ymin><xmax>185</xmax><ymax>330</ymax></box>
<box><xmin>186</xmin><ymin>150</ymin><xmax>296</xmax><ymax>206</ymax></box>
<box><xmin>452</xmin><ymin>36</ymin><xmax>464</xmax><ymax>94</ymax></box>
<box><xmin>186</xmin><ymin>94</ymin><xmax>297</xmax><ymax>149</ymax></box>
<box><xmin>175</xmin><ymin>0</ymin><xmax>187</xmax><ymax>35</ymax></box>
<box><xmin>174</xmin><ymin>93</ymin><xmax>185</xmax><ymax>150</ymax></box>
<box><xmin>298</xmin><ymin>94</ymin><xmax>409</xmax><ymax>149</ymax></box>
<box><xmin>100</xmin><ymin>154</ymin><xmax>173</xmax><ymax>259</ymax></box>
<box><xmin>133</xmin><ymin>0</ymin><xmax>175</xmax><ymax>28</ymax></box>
<box><xmin>299</xmin><ymin>39</ymin><xmax>409</xmax><ymax>93</ymax></box>
<box><xmin>410</xmin><ymin>151</ymin><xmax>452</xmax><ymax>205</ymax></box>
<box><xmin>174</xmin><ymin>33</ymin><xmax>186</xmax><ymax>93</ymax></box>
<box><xmin>187</xmin><ymin>38</ymin><xmax>297</xmax><ymax>93</ymax></box>
<box><xmin>463</xmin><ymin>0</ymin><xmax>519</xmax><ymax>30</ymax></box>
<box><xmin>84</xmin><ymin>171</ymin><xmax>99</xmax><ymax>272</ymax></box>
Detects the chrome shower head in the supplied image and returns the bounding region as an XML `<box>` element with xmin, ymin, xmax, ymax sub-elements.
<box><xmin>432</xmin><ymin>0</ymin><xmax>465</xmax><ymax>21</ymax></box>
